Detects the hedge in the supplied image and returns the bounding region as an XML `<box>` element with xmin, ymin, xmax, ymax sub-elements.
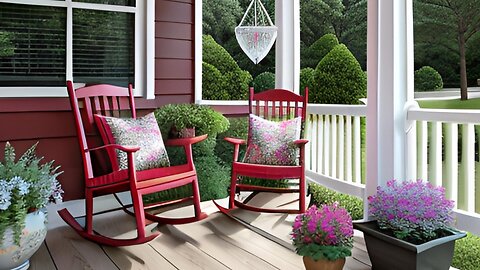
<box><xmin>414</xmin><ymin>66</ymin><xmax>443</xmax><ymax>92</ymax></box>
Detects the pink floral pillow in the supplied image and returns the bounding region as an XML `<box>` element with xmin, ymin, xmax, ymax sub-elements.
<box><xmin>94</xmin><ymin>112</ymin><xmax>170</xmax><ymax>171</ymax></box>
<box><xmin>243</xmin><ymin>114</ymin><xmax>301</xmax><ymax>166</ymax></box>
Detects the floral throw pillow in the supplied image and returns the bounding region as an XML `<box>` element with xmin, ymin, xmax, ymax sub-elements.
<box><xmin>243</xmin><ymin>114</ymin><xmax>301</xmax><ymax>166</ymax></box>
<box><xmin>94</xmin><ymin>112</ymin><xmax>170</xmax><ymax>171</ymax></box>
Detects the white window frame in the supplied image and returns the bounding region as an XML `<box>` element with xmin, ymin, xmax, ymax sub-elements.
<box><xmin>0</xmin><ymin>0</ymin><xmax>155</xmax><ymax>99</ymax></box>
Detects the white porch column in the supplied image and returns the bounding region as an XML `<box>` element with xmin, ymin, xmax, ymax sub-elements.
<box><xmin>365</xmin><ymin>0</ymin><xmax>415</xmax><ymax>219</ymax></box>
<box><xmin>275</xmin><ymin>0</ymin><xmax>300</xmax><ymax>93</ymax></box>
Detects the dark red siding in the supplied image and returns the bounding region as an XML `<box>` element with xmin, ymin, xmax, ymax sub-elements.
<box><xmin>0</xmin><ymin>0</ymin><xmax>196</xmax><ymax>200</ymax></box>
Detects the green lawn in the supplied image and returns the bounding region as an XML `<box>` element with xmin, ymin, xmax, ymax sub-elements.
<box><xmin>417</xmin><ymin>97</ymin><xmax>480</xmax><ymax>109</ymax></box>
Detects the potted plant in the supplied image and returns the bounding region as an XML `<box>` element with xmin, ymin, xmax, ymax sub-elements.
<box><xmin>0</xmin><ymin>142</ymin><xmax>63</xmax><ymax>270</ymax></box>
<box><xmin>354</xmin><ymin>179</ymin><xmax>466</xmax><ymax>270</ymax></box>
<box><xmin>291</xmin><ymin>203</ymin><xmax>354</xmax><ymax>270</ymax></box>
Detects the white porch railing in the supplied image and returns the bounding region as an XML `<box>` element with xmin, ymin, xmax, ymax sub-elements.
<box><xmin>305</xmin><ymin>103</ymin><xmax>480</xmax><ymax>235</ymax></box>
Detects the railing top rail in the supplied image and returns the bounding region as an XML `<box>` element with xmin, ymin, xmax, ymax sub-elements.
<box><xmin>307</xmin><ymin>104</ymin><xmax>367</xmax><ymax>117</ymax></box>
<box><xmin>408</xmin><ymin>108</ymin><xmax>480</xmax><ymax>124</ymax></box>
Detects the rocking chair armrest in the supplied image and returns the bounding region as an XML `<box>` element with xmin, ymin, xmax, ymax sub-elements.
<box><xmin>224</xmin><ymin>137</ymin><xmax>246</xmax><ymax>145</ymax></box>
<box><xmin>293</xmin><ymin>139</ymin><xmax>309</xmax><ymax>147</ymax></box>
<box><xmin>166</xmin><ymin>134</ymin><xmax>208</xmax><ymax>147</ymax></box>
<box><xmin>87</xmin><ymin>144</ymin><xmax>140</xmax><ymax>153</ymax></box>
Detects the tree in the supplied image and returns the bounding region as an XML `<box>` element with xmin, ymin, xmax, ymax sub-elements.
<box><xmin>300</xmin><ymin>0</ymin><xmax>344</xmax><ymax>46</ymax></box>
<box><xmin>415</xmin><ymin>0</ymin><xmax>480</xmax><ymax>100</ymax></box>
<box><xmin>203</xmin><ymin>0</ymin><xmax>243</xmax><ymax>44</ymax></box>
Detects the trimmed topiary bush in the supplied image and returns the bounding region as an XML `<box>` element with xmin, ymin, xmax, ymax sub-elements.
<box><xmin>202</xmin><ymin>34</ymin><xmax>253</xmax><ymax>100</ymax></box>
<box><xmin>253</xmin><ymin>72</ymin><xmax>275</xmax><ymax>92</ymax></box>
<box><xmin>202</xmin><ymin>62</ymin><xmax>229</xmax><ymax>100</ymax></box>
<box><xmin>313</xmin><ymin>44</ymin><xmax>367</xmax><ymax>104</ymax></box>
<box><xmin>452</xmin><ymin>232</ymin><xmax>480</xmax><ymax>270</ymax></box>
<box><xmin>414</xmin><ymin>66</ymin><xmax>443</xmax><ymax>92</ymax></box>
<box><xmin>300</xmin><ymin>67</ymin><xmax>315</xmax><ymax>97</ymax></box>
<box><xmin>303</xmin><ymin>33</ymin><xmax>339</xmax><ymax>69</ymax></box>
<box><xmin>308</xmin><ymin>182</ymin><xmax>363</xmax><ymax>220</ymax></box>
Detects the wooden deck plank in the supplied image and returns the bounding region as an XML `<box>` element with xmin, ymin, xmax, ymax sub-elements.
<box><xmin>45</xmin><ymin>202</ymin><xmax>119</xmax><ymax>270</ymax></box>
<box><xmin>29</xmin><ymin>242</ymin><xmax>56</xmax><ymax>270</ymax></box>
<box><xmin>166</xmin><ymin>219</ymin><xmax>279</xmax><ymax>270</ymax></box>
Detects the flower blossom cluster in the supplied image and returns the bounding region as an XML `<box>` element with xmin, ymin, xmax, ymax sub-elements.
<box><xmin>0</xmin><ymin>176</ymin><xmax>31</xmax><ymax>210</ymax></box>
<box><xmin>291</xmin><ymin>203</ymin><xmax>354</xmax><ymax>248</ymax></box>
<box><xmin>368</xmin><ymin>179</ymin><xmax>454</xmax><ymax>242</ymax></box>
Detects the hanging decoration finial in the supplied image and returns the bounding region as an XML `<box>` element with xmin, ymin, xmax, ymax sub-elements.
<box><xmin>235</xmin><ymin>0</ymin><xmax>277</xmax><ymax>64</ymax></box>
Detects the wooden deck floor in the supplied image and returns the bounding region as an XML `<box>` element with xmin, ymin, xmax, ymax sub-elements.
<box><xmin>31</xmin><ymin>193</ymin><xmax>372</xmax><ymax>270</ymax></box>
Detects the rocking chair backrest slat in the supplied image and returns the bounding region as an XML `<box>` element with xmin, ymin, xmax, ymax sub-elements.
<box><xmin>67</xmin><ymin>81</ymin><xmax>135</xmax><ymax>179</ymax></box>
<box><xmin>248</xmin><ymin>87</ymin><xmax>308</xmax><ymax>122</ymax></box>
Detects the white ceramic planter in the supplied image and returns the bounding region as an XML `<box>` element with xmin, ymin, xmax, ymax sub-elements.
<box><xmin>0</xmin><ymin>210</ymin><xmax>47</xmax><ymax>270</ymax></box>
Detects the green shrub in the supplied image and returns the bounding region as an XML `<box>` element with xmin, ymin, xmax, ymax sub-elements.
<box><xmin>300</xmin><ymin>67</ymin><xmax>316</xmax><ymax>97</ymax></box>
<box><xmin>253</xmin><ymin>72</ymin><xmax>275</xmax><ymax>92</ymax></box>
<box><xmin>195</xmin><ymin>155</ymin><xmax>231</xmax><ymax>201</ymax></box>
<box><xmin>308</xmin><ymin>182</ymin><xmax>364</xmax><ymax>220</ymax></box>
<box><xmin>202</xmin><ymin>34</ymin><xmax>253</xmax><ymax>100</ymax></box>
<box><xmin>154</xmin><ymin>104</ymin><xmax>229</xmax><ymax>156</ymax></box>
<box><xmin>414</xmin><ymin>66</ymin><xmax>443</xmax><ymax>92</ymax></box>
<box><xmin>303</xmin><ymin>33</ymin><xmax>339</xmax><ymax>68</ymax></box>
<box><xmin>202</xmin><ymin>62</ymin><xmax>229</xmax><ymax>100</ymax></box>
<box><xmin>215</xmin><ymin>116</ymin><xmax>249</xmax><ymax>165</ymax></box>
<box><xmin>313</xmin><ymin>44</ymin><xmax>367</xmax><ymax>104</ymax></box>
<box><xmin>452</xmin><ymin>232</ymin><xmax>480</xmax><ymax>270</ymax></box>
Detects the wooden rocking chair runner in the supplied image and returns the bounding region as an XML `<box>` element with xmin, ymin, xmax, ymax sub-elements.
<box><xmin>58</xmin><ymin>81</ymin><xmax>208</xmax><ymax>246</ymax></box>
<box><xmin>215</xmin><ymin>87</ymin><xmax>308</xmax><ymax>214</ymax></box>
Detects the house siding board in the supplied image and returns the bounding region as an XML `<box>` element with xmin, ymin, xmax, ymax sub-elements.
<box><xmin>0</xmin><ymin>0</ymin><xmax>195</xmax><ymax>200</ymax></box>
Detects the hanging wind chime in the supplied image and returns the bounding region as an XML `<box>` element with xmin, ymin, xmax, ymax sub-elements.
<box><xmin>235</xmin><ymin>0</ymin><xmax>277</xmax><ymax>64</ymax></box>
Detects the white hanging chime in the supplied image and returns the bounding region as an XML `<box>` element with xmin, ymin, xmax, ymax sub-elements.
<box><xmin>235</xmin><ymin>0</ymin><xmax>277</xmax><ymax>64</ymax></box>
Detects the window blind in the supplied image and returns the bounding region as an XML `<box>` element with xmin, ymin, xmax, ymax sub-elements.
<box><xmin>73</xmin><ymin>9</ymin><xmax>134</xmax><ymax>87</ymax></box>
<box><xmin>0</xmin><ymin>3</ymin><xmax>66</xmax><ymax>86</ymax></box>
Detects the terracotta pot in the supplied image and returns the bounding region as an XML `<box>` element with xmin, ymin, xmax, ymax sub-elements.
<box><xmin>302</xmin><ymin>256</ymin><xmax>345</xmax><ymax>270</ymax></box>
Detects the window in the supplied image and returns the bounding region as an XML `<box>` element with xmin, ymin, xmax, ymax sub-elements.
<box><xmin>0</xmin><ymin>0</ymin><xmax>153</xmax><ymax>98</ymax></box>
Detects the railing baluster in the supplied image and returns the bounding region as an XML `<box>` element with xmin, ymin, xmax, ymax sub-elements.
<box><xmin>353</xmin><ymin>116</ymin><xmax>361</xmax><ymax>184</ymax></box>
<box><xmin>317</xmin><ymin>115</ymin><xmax>324</xmax><ymax>174</ymax></box>
<box><xmin>310</xmin><ymin>115</ymin><xmax>317</xmax><ymax>172</ymax></box>
<box><xmin>305</xmin><ymin>114</ymin><xmax>312</xmax><ymax>171</ymax></box>
<box><xmin>331</xmin><ymin>115</ymin><xmax>337</xmax><ymax>178</ymax></box>
<box><xmin>346</xmin><ymin>115</ymin><xmax>352</xmax><ymax>182</ymax></box>
<box><xmin>338</xmin><ymin>115</ymin><xmax>345</xmax><ymax>181</ymax></box>
<box><xmin>429</xmin><ymin>122</ymin><xmax>443</xmax><ymax>187</ymax></box>
<box><xmin>460</xmin><ymin>124</ymin><xmax>475</xmax><ymax>212</ymax></box>
<box><xmin>417</xmin><ymin>121</ymin><xmax>428</xmax><ymax>180</ymax></box>
<box><xmin>324</xmin><ymin>115</ymin><xmax>330</xmax><ymax>176</ymax></box>
<box><xmin>444</xmin><ymin>123</ymin><xmax>458</xmax><ymax>206</ymax></box>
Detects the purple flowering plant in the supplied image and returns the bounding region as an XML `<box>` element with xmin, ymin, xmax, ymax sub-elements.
<box><xmin>0</xmin><ymin>142</ymin><xmax>63</xmax><ymax>245</ymax></box>
<box><xmin>291</xmin><ymin>203</ymin><xmax>354</xmax><ymax>261</ymax></box>
<box><xmin>368</xmin><ymin>179</ymin><xmax>455</xmax><ymax>244</ymax></box>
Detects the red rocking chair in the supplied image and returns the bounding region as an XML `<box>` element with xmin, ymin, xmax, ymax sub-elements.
<box><xmin>58</xmin><ymin>81</ymin><xmax>208</xmax><ymax>246</ymax></box>
<box><xmin>215</xmin><ymin>87</ymin><xmax>308</xmax><ymax>214</ymax></box>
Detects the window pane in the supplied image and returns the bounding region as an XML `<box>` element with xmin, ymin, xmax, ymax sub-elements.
<box><xmin>73</xmin><ymin>0</ymin><xmax>135</xmax><ymax>7</ymax></box>
<box><xmin>73</xmin><ymin>9</ymin><xmax>134</xmax><ymax>87</ymax></box>
<box><xmin>0</xmin><ymin>3</ymin><xmax>66</xmax><ymax>86</ymax></box>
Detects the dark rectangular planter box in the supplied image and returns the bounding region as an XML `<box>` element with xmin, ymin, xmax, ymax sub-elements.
<box><xmin>354</xmin><ymin>221</ymin><xmax>466</xmax><ymax>270</ymax></box>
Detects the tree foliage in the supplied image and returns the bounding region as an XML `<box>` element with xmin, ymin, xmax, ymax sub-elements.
<box><xmin>202</xmin><ymin>35</ymin><xmax>252</xmax><ymax>100</ymax></box>
<box><xmin>313</xmin><ymin>44</ymin><xmax>366</xmax><ymax>104</ymax></box>
<box><xmin>414</xmin><ymin>0</ymin><xmax>480</xmax><ymax>99</ymax></box>
<box><xmin>300</xmin><ymin>0</ymin><xmax>344</xmax><ymax>46</ymax></box>
<box><xmin>202</xmin><ymin>0</ymin><xmax>242</xmax><ymax>44</ymax></box>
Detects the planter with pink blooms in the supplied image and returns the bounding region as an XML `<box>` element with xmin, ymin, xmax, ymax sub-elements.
<box><xmin>354</xmin><ymin>179</ymin><xmax>466</xmax><ymax>270</ymax></box>
<box><xmin>291</xmin><ymin>203</ymin><xmax>353</xmax><ymax>270</ymax></box>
